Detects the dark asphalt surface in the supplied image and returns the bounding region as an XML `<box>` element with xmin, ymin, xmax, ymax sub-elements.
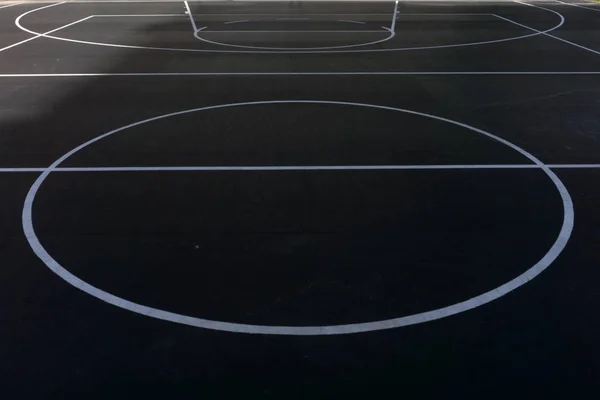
<box><xmin>1</xmin><ymin>1</ymin><xmax>600</xmax><ymax>398</ymax></box>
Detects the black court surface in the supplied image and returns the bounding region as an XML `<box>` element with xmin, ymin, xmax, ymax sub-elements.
<box><xmin>1</xmin><ymin>0</ymin><xmax>600</xmax><ymax>397</ymax></box>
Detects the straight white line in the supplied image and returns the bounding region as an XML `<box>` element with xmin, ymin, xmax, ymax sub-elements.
<box><xmin>178</xmin><ymin>13</ymin><xmax>391</xmax><ymax>16</ymax></box>
<box><xmin>224</xmin><ymin>19</ymin><xmax>249</xmax><ymax>24</ymax></box>
<box><xmin>200</xmin><ymin>30</ymin><xmax>387</xmax><ymax>33</ymax></box>
<box><xmin>275</xmin><ymin>17</ymin><xmax>309</xmax><ymax>20</ymax></box>
<box><xmin>3</xmin><ymin>164</ymin><xmax>600</xmax><ymax>173</ymax></box>
<box><xmin>337</xmin><ymin>20</ymin><xmax>365</xmax><ymax>24</ymax></box>
<box><xmin>0</xmin><ymin>2</ymin><xmax>22</xmax><ymax>10</ymax></box>
<box><xmin>391</xmin><ymin>0</ymin><xmax>399</xmax><ymax>31</ymax></box>
<box><xmin>183</xmin><ymin>0</ymin><xmax>197</xmax><ymax>32</ymax></box>
<box><xmin>512</xmin><ymin>0</ymin><xmax>600</xmax><ymax>56</ymax></box>
<box><xmin>1</xmin><ymin>71</ymin><xmax>600</xmax><ymax>77</ymax></box>
<box><xmin>1</xmin><ymin>10</ymin><xmax>92</xmax><ymax>54</ymax></box>
<box><xmin>180</xmin><ymin>13</ymin><xmax>494</xmax><ymax>16</ymax></box>
<box><xmin>92</xmin><ymin>14</ymin><xmax>186</xmax><ymax>17</ymax></box>
<box><xmin>553</xmin><ymin>0</ymin><xmax>600</xmax><ymax>13</ymax></box>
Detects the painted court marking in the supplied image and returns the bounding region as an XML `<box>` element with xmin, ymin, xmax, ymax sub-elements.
<box><xmin>14</xmin><ymin>2</ymin><xmax>566</xmax><ymax>54</ymax></box>
<box><xmin>2</xmin><ymin>71</ymin><xmax>600</xmax><ymax>77</ymax></box>
<box><xmin>1</xmin><ymin>2</ymin><xmax>93</xmax><ymax>54</ymax></box>
<box><xmin>193</xmin><ymin>25</ymin><xmax>394</xmax><ymax>50</ymax></box>
<box><xmin>22</xmin><ymin>100</ymin><xmax>574</xmax><ymax>336</ymax></box>
<box><xmin>510</xmin><ymin>1</ymin><xmax>600</xmax><ymax>56</ymax></box>
<box><xmin>0</xmin><ymin>2</ymin><xmax>22</xmax><ymax>10</ymax></box>
<box><xmin>553</xmin><ymin>0</ymin><xmax>600</xmax><ymax>13</ymax></box>
<box><xmin>2</xmin><ymin>164</ymin><xmax>600</xmax><ymax>173</ymax></box>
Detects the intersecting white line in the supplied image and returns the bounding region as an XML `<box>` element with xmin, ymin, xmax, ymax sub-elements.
<box><xmin>512</xmin><ymin>0</ymin><xmax>600</xmax><ymax>56</ymax></box>
<box><xmin>2</xmin><ymin>164</ymin><xmax>600</xmax><ymax>173</ymax></box>
<box><xmin>553</xmin><ymin>0</ymin><xmax>600</xmax><ymax>13</ymax></box>
<box><xmin>1</xmin><ymin>3</ymin><xmax>95</xmax><ymax>54</ymax></box>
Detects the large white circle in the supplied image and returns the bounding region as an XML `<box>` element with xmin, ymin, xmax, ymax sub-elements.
<box><xmin>22</xmin><ymin>100</ymin><xmax>574</xmax><ymax>335</ymax></box>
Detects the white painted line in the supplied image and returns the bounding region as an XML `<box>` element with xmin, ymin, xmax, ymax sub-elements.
<box><xmin>183</xmin><ymin>0</ymin><xmax>197</xmax><ymax>33</ymax></box>
<box><xmin>3</xmin><ymin>5</ymin><xmax>93</xmax><ymax>54</ymax></box>
<box><xmin>512</xmin><ymin>0</ymin><xmax>600</xmax><ymax>56</ymax></box>
<box><xmin>14</xmin><ymin>4</ymin><xmax>564</xmax><ymax>54</ymax></box>
<box><xmin>92</xmin><ymin>14</ymin><xmax>186</xmax><ymax>17</ymax></box>
<box><xmin>553</xmin><ymin>0</ymin><xmax>600</xmax><ymax>13</ymax></box>
<box><xmin>194</xmin><ymin>25</ymin><xmax>395</xmax><ymax>50</ymax></box>
<box><xmin>337</xmin><ymin>20</ymin><xmax>365</xmax><ymax>24</ymax></box>
<box><xmin>190</xmin><ymin>13</ymin><xmax>394</xmax><ymax>16</ymax></box>
<box><xmin>0</xmin><ymin>168</ymin><xmax>45</xmax><ymax>172</ymax></box>
<box><xmin>3</xmin><ymin>164</ymin><xmax>600</xmax><ymax>173</ymax></box>
<box><xmin>2</xmin><ymin>71</ymin><xmax>600</xmax><ymax>78</ymax></box>
<box><xmin>391</xmin><ymin>0</ymin><xmax>399</xmax><ymax>32</ymax></box>
<box><xmin>275</xmin><ymin>17</ymin><xmax>309</xmax><ymax>20</ymax></box>
<box><xmin>0</xmin><ymin>2</ymin><xmax>22</xmax><ymax>10</ymax></box>
<box><xmin>200</xmin><ymin>30</ymin><xmax>387</xmax><ymax>33</ymax></box>
<box><xmin>224</xmin><ymin>19</ymin><xmax>249</xmax><ymax>24</ymax></box>
<box><xmin>22</xmin><ymin>100</ymin><xmax>574</xmax><ymax>336</ymax></box>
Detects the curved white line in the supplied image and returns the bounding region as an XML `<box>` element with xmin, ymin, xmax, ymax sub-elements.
<box><xmin>15</xmin><ymin>5</ymin><xmax>565</xmax><ymax>54</ymax></box>
<box><xmin>194</xmin><ymin>26</ymin><xmax>394</xmax><ymax>51</ymax></box>
<box><xmin>22</xmin><ymin>100</ymin><xmax>574</xmax><ymax>336</ymax></box>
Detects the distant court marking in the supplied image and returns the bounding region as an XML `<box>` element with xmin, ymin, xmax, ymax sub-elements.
<box><xmin>3</xmin><ymin>164</ymin><xmax>600</xmax><ymax>173</ymax></box>
<box><xmin>200</xmin><ymin>17</ymin><xmax>383</xmax><ymax>33</ymax></box>
<box><xmin>275</xmin><ymin>17</ymin><xmax>309</xmax><ymax>20</ymax></box>
<box><xmin>224</xmin><ymin>19</ymin><xmax>249</xmax><ymax>24</ymax></box>
<box><xmin>22</xmin><ymin>100</ymin><xmax>574</xmax><ymax>336</ymax></box>
<box><xmin>0</xmin><ymin>2</ymin><xmax>22</xmax><ymax>10</ymax></box>
<box><xmin>511</xmin><ymin>1</ymin><xmax>600</xmax><ymax>56</ymax></box>
<box><xmin>391</xmin><ymin>0</ymin><xmax>399</xmax><ymax>32</ymax></box>
<box><xmin>183</xmin><ymin>0</ymin><xmax>196</xmax><ymax>32</ymax></box>
<box><xmin>1</xmin><ymin>3</ymin><xmax>92</xmax><ymax>54</ymax></box>
<box><xmin>192</xmin><ymin>14</ymin><xmax>393</xmax><ymax>51</ymax></box>
<box><xmin>198</xmin><ymin>30</ymin><xmax>388</xmax><ymax>33</ymax></box>
<box><xmin>337</xmin><ymin>19</ymin><xmax>365</xmax><ymax>24</ymax></box>
<box><xmin>553</xmin><ymin>0</ymin><xmax>600</xmax><ymax>13</ymax></box>
<box><xmin>92</xmin><ymin>14</ymin><xmax>186</xmax><ymax>17</ymax></box>
<box><xmin>15</xmin><ymin>4</ymin><xmax>566</xmax><ymax>54</ymax></box>
<box><xmin>3</xmin><ymin>72</ymin><xmax>600</xmax><ymax>77</ymax></box>
<box><xmin>193</xmin><ymin>26</ymin><xmax>394</xmax><ymax>50</ymax></box>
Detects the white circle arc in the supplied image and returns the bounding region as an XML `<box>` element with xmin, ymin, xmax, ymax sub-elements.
<box><xmin>193</xmin><ymin>26</ymin><xmax>395</xmax><ymax>51</ymax></box>
<box><xmin>15</xmin><ymin>5</ymin><xmax>565</xmax><ymax>54</ymax></box>
<box><xmin>22</xmin><ymin>100</ymin><xmax>574</xmax><ymax>336</ymax></box>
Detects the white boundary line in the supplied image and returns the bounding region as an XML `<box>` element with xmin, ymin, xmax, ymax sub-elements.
<box><xmin>553</xmin><ymin>0</ymin><xmax>600</xmax><ymax>13</ymax></box>
<box><xmin>1</xmin><ymin>71</ymin><xmax>599</xmax><ymax>77</ymax></box>
<box><xmin>0</xmin><ymin>2</ymin><xmax>23</xmax><ymax>10</ymax></box>
<box><xmin>391</xmin><ymin>0</ymin><xmax>399</xmax><ymax>32</ymax></box>
<box><xmin>21</xmin><ymin>100</ymin><xmax>574</xmax><ymax>336</ymax></box>
<box><xmin>198</xmin><ymin>30</ymin><xmax>388</xmax><ymax>33</ymax></box>
<box><xmin>14</xmin><ymin>4</ymin><xmax>566</xmax><ymax>54</ymax></box>
<box><xmin>92</xmin><ymin>14</ymin><xmax>186</xmax><ymax>17</ymax></box>
<box><xmin>183</xmin><ymin>0</ymin><xmax>197</xmax><ymax>32</ymax></box>
<box><xmin>337</xmin><ymin>19</ymin><xmax>365</xmax><ymax>24</ymax></box>
<box><xmin>1</xmin><ymin>2</ymin><xmax>92</xmax><ymax>54</ymax></box>
<box><xmin>513</xmin><ymin>0</ymin><xmax>600</xmax><ymax>55</ymax></box>
<box><xmin>3</xmin><ymin>164</ymin><xmax>600</xmax><ymax>173</ymax></box>
<box><xmin>223</xmin><ymin>19</ymin><xmax>248</xmax><ymax>24</ymax></box>
<box><xmin>1</xmin><ymin>14</ymin><xmax>92</xmax><ymax>53</ymax></box>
